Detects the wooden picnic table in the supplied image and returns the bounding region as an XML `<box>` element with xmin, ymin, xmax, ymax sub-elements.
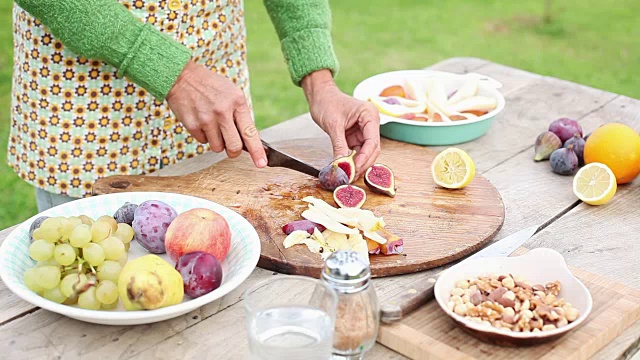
<box><xmin>1</xmin><ymin>57</ymin><xmax>639</xmax><ymax>359</ymax></box>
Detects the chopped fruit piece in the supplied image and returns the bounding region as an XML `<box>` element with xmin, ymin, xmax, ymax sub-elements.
<box><xmin>333</xmin><ymin>185</ymin><xmax>367</xmax><ymax>208</ymax></box>
<box><xmin>332</xmin><ymin>150</ymin><xmax>357</xmax><ymax>184</ymax></box>
<box><xmin>369</xmin><ymin>96</ymin><xmax>427</xmax><ymax>118</ymax></box>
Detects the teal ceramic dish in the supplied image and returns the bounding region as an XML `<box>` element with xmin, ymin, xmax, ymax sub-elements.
<box><xmin>353</xmin><ymin>70</ymin><xmax>505</xmax><ymax>146</ymax></box>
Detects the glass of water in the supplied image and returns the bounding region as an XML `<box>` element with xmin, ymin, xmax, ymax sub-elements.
<box><xmin>243</xmin><ymin>275</ymin><xmax>338</xmax><ymax>360</ymax></box>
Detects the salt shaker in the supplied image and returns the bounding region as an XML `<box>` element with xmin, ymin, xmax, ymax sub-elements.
<box><xmin>322</xmin><ymin>250</ymin><xmax>379</xmax><ymax>360</ymax></box>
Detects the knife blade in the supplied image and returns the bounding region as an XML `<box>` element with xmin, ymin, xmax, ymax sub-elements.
<box><xmin>379</xmin><ymin>225</ymin><xmax>540</xmax><ymax>323</ymax></box>
<box><xmin>243</xmin><ymin>139</ymin><xmax>320</xmax><ymax>178</ymax></box>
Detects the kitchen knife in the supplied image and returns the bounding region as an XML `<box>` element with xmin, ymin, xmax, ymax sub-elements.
<box><xmin>379</xmin><ymin>225</ymin><xmax>540</xmax><ymax>323</ymax></box>
<box><xmin>243</xmin><ymin>139</ymin><xmax>320</xmax><ymax>178</ymax></box>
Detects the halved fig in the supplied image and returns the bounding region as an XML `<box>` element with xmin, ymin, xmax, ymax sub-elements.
<box><xmin>318</xmin><ymin>163</ymin><xmax>349</xmax><ymax>191</ymax></box>
<box><xmin>332</xmin><ymin>150</ymin><xmax>357</xmax><ymax>183</ymax></box>
<box><xmin>364</xmin><ymin>164</ymin><xmax>396</xmax><ymax>197</ymax></box>
<box><xmin>333</xmin><ymin>185</ymin><xmax>366</xmax><ymax>209</ymax></box>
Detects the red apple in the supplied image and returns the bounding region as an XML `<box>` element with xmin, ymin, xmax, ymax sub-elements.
<box><xmin>165</xmin><ymin>208</ymin><xmax>231</xmax><ymax>263</ymax></box>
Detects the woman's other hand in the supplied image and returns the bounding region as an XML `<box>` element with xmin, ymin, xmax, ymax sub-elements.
<box><xmin>302</xmin><ymin>70</ymin><xmax>381</xmax><ymax>178</ymax></box>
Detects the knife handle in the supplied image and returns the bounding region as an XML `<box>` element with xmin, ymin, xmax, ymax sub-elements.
<box><xmin>380</xmin><ymin>275</ymin><xmax>439</xmax><ymax>323</ymax></box>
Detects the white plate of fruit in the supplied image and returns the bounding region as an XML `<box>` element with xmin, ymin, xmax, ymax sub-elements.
<box><xmin>0</xmin><ymin>192</ymin><xmax>261</xmax><ymax>325</ymax></box>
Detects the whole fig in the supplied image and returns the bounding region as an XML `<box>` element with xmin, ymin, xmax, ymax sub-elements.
<box><xmin>549</xmin><ymin>118</ymin><xmax>583</xmax><ymax>143</ymax></box>
<box><xmin>114</xmin><ymin>202</ymin><xmax>138</xmax><ymax>225</ymax></box>
<box><xmin>534</xmin><ymin>131</ymin><xmax>562</xmax><ymax>161</ymax></box>
<box><xmin>550</xmin><ymin>146</ymin><xmax>579</xmax><ymax>175</ymax></box>
<box><xmin>318</xmin><ymin>163</ymin><xmax>349</xmax><ymax>191</ymax></box>
<box><xmin>564</xmin><ymin>134</ymin><xmax>586</xmax><ymax>165</ymax></box>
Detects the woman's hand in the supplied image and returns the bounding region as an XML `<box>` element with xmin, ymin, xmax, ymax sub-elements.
<box><xmin>302</xmin><ymin>70</ymin><xmax>381</xmax><ymax>177</ymax></box>
<box><xmin>166</xmin><ymin>61</ymin><xmax>267</xmax><ymax>168</ymax></box>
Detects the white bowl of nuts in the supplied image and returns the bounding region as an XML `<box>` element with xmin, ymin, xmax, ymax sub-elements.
<box><xmin>434</xmin><ymin>248</ymin><xmax>593</xmax><ymax>346</ymax></box>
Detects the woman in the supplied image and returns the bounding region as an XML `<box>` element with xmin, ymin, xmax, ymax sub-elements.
<box><xmin>8</xmin><ymin>0</ymin><xmax>381</xmax><ymax>211</ymax></box>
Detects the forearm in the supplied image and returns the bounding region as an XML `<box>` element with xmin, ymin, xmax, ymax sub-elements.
<box><xmin>15</xmin><ymin>0</ymin><xmax>192</xmax><ymax>100</ymax></box>
<box><xmin>264</xmin><ymin>0</ymin><xmax>339</xmax><ymax>86</ymax></box>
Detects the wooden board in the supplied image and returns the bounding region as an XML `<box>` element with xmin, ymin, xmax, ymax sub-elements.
<box><xmin>377</xmin><ymin>248</ymin><xmax>640</xmax><ymax>360</ymax></box>
<box><xmin>93</xmin><ymin>137</ymin><xmax>505</xmax><ymax>278</ymax></box>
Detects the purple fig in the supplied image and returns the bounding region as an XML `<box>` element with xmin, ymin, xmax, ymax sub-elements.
<box><xmin>318</xmin><ymin>163</ymin><xmax>349</xmax><ymax>191</ymax></box>
<box><xmin>564</xmin><ymin>134</ymin><xmax>586</xmax><ymax>165</ymax></box>
<box><xmin>534</xmin><ymin>131</ymin><xmax>562</xmax><ymax>161</ymax></box>
<box><xmin>333</xmin><ymin>150</ymin><xmax>357</xmax><ymax>183</ymax></box>
<box><xmin>550</xmin><ymin>145</ymin><xmax>579</xmax><ymax>175</ymax></box>
<box><xmin>549</xmin><ymin>118</ymin><xmax>583</xmax><ymax>143</ymax></box>
<box><xmin>364</xmin><ymin>163</ymin><xmax>396</xmax><ymax>197</ymax></box>
<box><xmin>333</xmin><ymin>185</ymin><xmax>366</xmax><ymax>208</ymax></box>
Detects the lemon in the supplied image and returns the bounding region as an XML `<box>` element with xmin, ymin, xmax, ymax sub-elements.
<box><xmin>431</xmin><ymin>148</ymin><xmax>476</xmax><ymax>189</ymax></box>
<box><xmin>572</xmin><ymin>162</ymin><xmax>617</xmax><ymax>205</ymax></box>
<box><xmin>369</xmin><ymin>96</ymin><xmax>427</xmax><ymax>117</ymax></box>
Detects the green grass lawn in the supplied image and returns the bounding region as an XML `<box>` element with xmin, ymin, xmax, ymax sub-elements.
<box><xmin>1</xmin><ymin>0</ymin><xmax>638</xmax><ymax>228</ymax></box>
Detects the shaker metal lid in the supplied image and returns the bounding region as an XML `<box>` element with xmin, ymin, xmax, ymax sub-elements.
<box><xmin>322</xmin><ymin>250</ymin><xmax>371</xmax><ymax>281</ymax></box>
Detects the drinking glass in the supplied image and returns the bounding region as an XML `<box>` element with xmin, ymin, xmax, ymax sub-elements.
<box><xmin>243</xmin><ymin>275</ymin><xmax>338</xmax><ymax>360</ymax></box>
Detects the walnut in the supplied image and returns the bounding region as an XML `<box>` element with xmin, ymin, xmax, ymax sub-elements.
<box><xmin>490</xmin><ymin>279</ymin><xmax>502</xmax><ymax>288</ymax></box>
<box><xmin>545</xmin><ymin>281</ymin><xmax>561</xmax><ymax>296</ymax></box>
<box><xmin>476</xmin><ymin>279</ymin><xmax>493</xmax><ymax>293</ymax></box>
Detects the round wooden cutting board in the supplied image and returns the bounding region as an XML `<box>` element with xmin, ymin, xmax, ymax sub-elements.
<box><xmin>93</xmin><ymin>137</ymin><xmax>504</xmax><ymax>278</ymax></box>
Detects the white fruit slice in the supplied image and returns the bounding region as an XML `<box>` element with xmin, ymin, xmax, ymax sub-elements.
<box><xmin>283</xmin><ymin>230</ymin><xmax>311</xmax><ymax>248</ymax></box>
<box><xmin>448</xmin><ymin>79</ymin><xmax>478</xmax><ymax>104</ymax></box>
<box><xmin>369</xmin><ymin>96</ymin><xmax>427</xmax><ymax>118</ymax></box>
<box><xmin>323</xmin><ymin>230</ymin><xmax>351</xmax><ymax>250</ymax></box>
<box><xmin>351</xmin><ymin>237</ymin><xmax>370</xmax><ymax>264</ymax></box>
<box><xmin>450</xmin><ymin>96</ymin><xmax>497</xmax><ymax>113</ymax></box>
<box><xmin>302</xmin><ymin>206</ymin><xmax>359</xmax><ymax>235</ymax></box>
<box><xmin>302</xmin><ymin>197</ymin><xmax>359</xmax><ymax>227</ymax></box>
<box><xmin>364</xmin><ymin>230</ymin><xmax>387</xmax><ymax>244</ymax></box>
<box><xmin>404</xmin><ymin>79</ymin><xmax>427</xmax><ymax>103</ymax></box>
<box><xmin>336</xmin><ymin>208</ymin><xmax>386</xmax><ymax>232</ymax></box>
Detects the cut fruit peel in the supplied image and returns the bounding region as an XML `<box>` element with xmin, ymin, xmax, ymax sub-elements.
<box><xmin>301</xmin><ymin>206</ymin><xmax>359</xmax><ymax>235</ymax></box>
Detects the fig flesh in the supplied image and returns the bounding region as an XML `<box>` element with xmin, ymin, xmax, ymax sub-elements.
<box><xmin>282</xmin><ymin>220</ymin><xmax>326</xmax><ymax>235</ymax></box>
<box><xmin>333</xmin><ymin>185</ymin><xmax>366</xmax><ymax>209</ymax></box>
<box><xmin>364</xmin><ymin>163</ymin><xmax>396</xmax><ymax>197</ymax></box>
<box><xmin>549</xmin><ymin>118</ymin><xmax>583</xmax><ymax>143</ymax></box>
<box><xmin>534</xmin><ymin>131</ymin><xmax>562</xmax><ymax>161</ymax></box>
<box><xmin>318</xmin><ymin>163</ymin><xmax>349</xmax><ymax>191</ymax></box>
<box><xmin>550</xmin><ymin>145</ymin><xmax>579</xmax><ymax>175</ymax></box>
<box><xmin>332</xmin><ymin>150</ymin><xmax>357</xmax><ymax>183</ymax></box>
<box><xmin>564</xmin><ymin>134</ymin><xmax>586</xmax><ymax>165</ymax></box>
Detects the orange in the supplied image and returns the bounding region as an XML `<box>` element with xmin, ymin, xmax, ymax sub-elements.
<box><xmin>583</xmin><ymin>123</ymin><xmax>640</xmax><ymax>184</ymax></box>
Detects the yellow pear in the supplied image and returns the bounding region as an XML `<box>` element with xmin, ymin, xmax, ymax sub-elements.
<box><xmin>118</xmin><ymin>254</ymin><xmax>184</xmax><ymax>311</ymax></box>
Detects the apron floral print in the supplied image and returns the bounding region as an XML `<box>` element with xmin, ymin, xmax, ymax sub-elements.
<box><xmin>8</xmin><ymin>0</ymin><xmax>251</xmax><ymax>198</ymax></box>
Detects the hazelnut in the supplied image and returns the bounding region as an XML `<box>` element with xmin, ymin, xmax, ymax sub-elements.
<box><xmin>556</xmin><ymin>317</ymin><xmax>568</xmax><ymax>328</ymax></box>
<box><xmin>565</xmin><ymin>307</ymin><xmax>580</xmax><ymax>322</ymax></box>
<box><xmin>503</xmin><ymin>307</ymin><xmax>515</xmax><ymax>317</ymax></box>
<box><xmin>462</xmin><ymin>294</ymin><xmax>471</xmax><ymax>304</ymax></box>
<box><xmin>545</xmin><ymin>294</ymin><xmax>557</xmax><ymax>304</ymax></box>
<box><xmin>503</xmin><ymin>291</ymin><xmax>516</xmax><ymax>301</ymax></box>
<box><xmin>451</xmin><ymin>288</ymin><xmax>464</xmax><ymax>297</ymax></box>
<box><xmin>501</xmin><ymin>276</ymin><xmax>515</xmax><ymax>289</ymax></box>
<box><xmin>456</xmin><ymin>280</ymin><xmax>470</xmax><ymax>289</ymax></box>
<box><xmin>451</xmin><ymin>295</ymin><xmax>463</xmax><ymax>305</ymax></box>
<box><xmin>447</xmin><ymin>301</ymin><xmax>455</xmax><ymax>311</ymax></box>
<box><xmin>542</xmin><ymin>324</ymin><xmax>556</xmax><ymax>331</ymax></box>
<box><xmin>532</xmin><ymin>328</ymin><xmax>541</xmax><ymax>333</ymax></box>
<box><xmin>454</xmin><ymin>303</ymin><xmax>468</xmax><ymax>316</ymax></box>
<box><xmin>521</xmin><ymin>299</ymin><xmax>530</xmax><ymax>311</ymax></box>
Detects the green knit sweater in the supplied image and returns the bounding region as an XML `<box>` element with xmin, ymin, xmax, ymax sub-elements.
<box><xmin>14</xmin><ymin>0</ymin><xmax>339</xmax><ymax>101</ymax></box>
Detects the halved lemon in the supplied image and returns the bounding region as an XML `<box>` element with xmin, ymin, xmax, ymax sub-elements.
<box><xmin>573</xmin><ymin>162</ymin><xmax>617</xmax><ymax>205</ymax></box>
<box><xmin>369</xmin><ymin>96</ymin><xmax>426</xmax><ymax>117</ymax></box>
<box><xmin>431</xmin><ymin>148</ymin><xmax>476</xmax><ymax>189</ymax></box>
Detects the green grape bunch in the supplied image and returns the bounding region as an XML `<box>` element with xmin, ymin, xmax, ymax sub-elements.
<box><xmin>24</xmin><ymin>213</ymin><xmax>135</xmax><ymax>310</ymax></box>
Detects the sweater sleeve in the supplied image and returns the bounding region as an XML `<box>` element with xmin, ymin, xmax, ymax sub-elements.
<box><xmin>14</xmin><ymin>0</ymin><xmax>192</xmax><ymax>100</ymax></box>
<box><xmin>264</xmin><ymin>0</ymin><xmax>339</xmax><ymax>86</ymax></box>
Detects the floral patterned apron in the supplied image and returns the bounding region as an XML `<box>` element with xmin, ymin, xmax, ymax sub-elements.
<box><xmin>8</xmin><ymin>0</ymin><xmax>251</xmax><ymax>197</ymax></box>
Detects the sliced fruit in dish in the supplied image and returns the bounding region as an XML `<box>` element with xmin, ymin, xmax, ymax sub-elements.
<box><xmin>573</xmin><ymin>162</ymin><xmax>617</xmax><ymax>205</ymax></box>
<box><xmin>369</xmin><ymin>96</ymin><xmax>427</xmax><ymax>118</ymax></box>
<box><xmin>431</xmin><ymin>148</ymin><xmax>476</xmax><ymax>189</ymax></box>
